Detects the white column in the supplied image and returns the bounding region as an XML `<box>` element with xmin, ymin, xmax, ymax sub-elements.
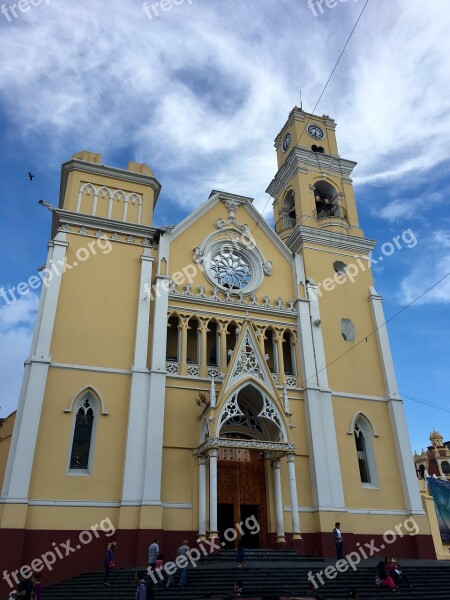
<box><xmin>287</xmin><ymin>454</ymin><xmax>301</xmax><ymax>538</ymax></box>
<box><xmin>208</xmin><ymin>449</ymin><xmax>219</xmax><ymax>537</ymax></box>
<box><xmin>272</xmin><ymin>459</ymin><xmax>285</xmax><ymax>542</ymax></box>
<box><xmin>369</xmin><ymin>287</ymin><xmax>423</xmax><ymax>514</ymax></box>
<box><xmin>121</xmin><ymin>250</ymin><xmax>154</xmax><ymax>505</ymax></box>
<box><xmin>142</xmin><ymin>273</ymin><xmax>171</xmax><ymax>504</ymax></box>
<box><xmin>293</xmin><ymin>254</ymin><xmax>345</xmax><ymax>511</ymax></box>
<box><xmin>198</xmin><ymin>456</ymin><xmax>207</xmax><ymax>540</ymax></box>
<box><xmin>2</xmin><ymin>233</ymin><xmax>68</xmax><ymax>500</ymax></box>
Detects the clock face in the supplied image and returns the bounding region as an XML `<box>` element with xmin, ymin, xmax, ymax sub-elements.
<box><xmin>307</xmin><ymin>124</ymin><xmax>324</xmax><ymax>140</ymax></box>
<box><xmin>282</xmin><ymin>132</ymin><xmax>291</xmax><ymax>152</ymax></box>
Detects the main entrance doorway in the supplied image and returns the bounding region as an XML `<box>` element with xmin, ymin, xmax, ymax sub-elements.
<box><xmin>217</xmin><ymin>447</ymin><xmax>267</xmax><ymax>548</ymax></box>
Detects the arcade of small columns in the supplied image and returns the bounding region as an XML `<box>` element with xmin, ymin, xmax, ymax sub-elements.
<box><xmin>167</xmin><ymin>313</ymin><xmax>299</xmax><ymax>384</ymax></box>
<box><xmin>194</xmin><ymin>443</ymin><xmax>301</xmax><ymax>543</ymax></box>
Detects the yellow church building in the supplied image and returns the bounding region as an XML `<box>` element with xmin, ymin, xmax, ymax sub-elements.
<box><xmin>0</xmin><ymin>107</ymin><xmax>435</xmax><ymax>590</ymax></box>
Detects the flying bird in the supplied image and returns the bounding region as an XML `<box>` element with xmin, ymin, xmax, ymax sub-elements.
<box><xmin>28</xmin><ymin>172</ymin><xmax>35</xmax><ymax>181</ymax></box>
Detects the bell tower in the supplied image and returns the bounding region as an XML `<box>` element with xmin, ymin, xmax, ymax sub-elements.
<box><xmin>267</xmin><ymin>107</ymin><xmax>363</xmax><ymax>243</ymax></box>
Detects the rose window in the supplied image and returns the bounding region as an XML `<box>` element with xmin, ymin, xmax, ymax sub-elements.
<box><xmin>210</xmin><ymin>250</ymin><xmax>252</xmax><ymax>290</ymax></box>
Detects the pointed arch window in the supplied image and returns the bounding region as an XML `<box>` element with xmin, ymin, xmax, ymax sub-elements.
<box><xmin>70</xmin><ymin>397</ymin><xmax>95</xmax><ymax>471</ymax></box>
<box><xmin>353</xmin><ymin>417</ymin><xmax>379</xmax><ymax>487</ymax></box>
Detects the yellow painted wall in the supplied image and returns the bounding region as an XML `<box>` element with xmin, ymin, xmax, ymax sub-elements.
<box><xmin>334</xmin><ymin>397</ymin><xmax>404</xmax><ymax>510</ymax></box>
<box><xmin>29</xmin><ymin>368</ymin><xmax>130</xmax><ymax>500</ymax></box>
<box><xmin>50</xmin><ymin>232</ymin><xmax>148</xmax><ymax>369</ymax></box>
<box><xmin>0</xmin><ymin>412</ymin><xmax>15</xmax><ymax>490</ymax></box>
<box><xmin>168</xmin><ymin>201</ymin><xmax>296</xmax><ymax>304</ymax></box>
<box><xmin>304</xmin><ymin>249</ymin><xmax>386</xmax><ymax>397</ymax></box>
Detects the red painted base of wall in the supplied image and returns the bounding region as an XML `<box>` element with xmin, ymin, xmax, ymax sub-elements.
<box><xmin>0</xmin><ymin>528</ymin><xmax>436</xmax><ymax>598</ymax></box>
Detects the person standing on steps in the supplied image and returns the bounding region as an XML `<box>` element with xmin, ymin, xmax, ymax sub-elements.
<box><xmin>332</xmin><ymin>522</ymin><xmax>343</xmax><ymax>560</ymax></box>
<box><xmin>177</xmin><ymin>539</ymin><xmax>190</xmax><ymax>588</ymax></box>
<box><xmin>236</xmin><ymin>536</ymin><xmax>245</xmax><ymax>568</ymax></box>
<box><xmin>148</xmin><ymin>538</ymin><xmax>159</xmax><ymax>573</ymax></box>
<box><xmin>104</xmin><ymin>541</ymin><xmax>116</xmax><ymax>585</ymax></box>
<box><xmin>31</xmin><ymin>573</ymin><xmax>43</xmax><ymax>600</ymax></box>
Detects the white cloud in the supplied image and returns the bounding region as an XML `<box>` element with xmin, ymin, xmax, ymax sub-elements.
<box><xmin>399</xmin><ymin>251</ymin><xmax>450</xmax><ymax>305</ymax></box>
<box><xmin>377</xmin><ymin>191</ymin><xmax>444</xmax><ymax>223</ymax></box>
<box><xmin>0</xmin><ymin>0</ymin><xmax>448</xmax><ymax>214</ymax></box>
<box><xmin>0</xmin><ymin>294</ymin><xmax>38</xmax><ymax>416</ymax></box>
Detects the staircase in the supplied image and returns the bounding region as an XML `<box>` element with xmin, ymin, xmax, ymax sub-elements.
<box><xmin>41</xmin><ymin>552</ymin><xmax>450</xmax><ymax>600</ymax></box>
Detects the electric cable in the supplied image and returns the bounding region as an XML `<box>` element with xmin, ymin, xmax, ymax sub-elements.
<box><xmin>251</xmin><ymin>0</ymin><xmax>370</xmax><ymax>235</ymax></box>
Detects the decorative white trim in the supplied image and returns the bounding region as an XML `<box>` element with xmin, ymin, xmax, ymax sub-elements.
<box><xmin>194</xmin><ymin>229</ymin><xmax>268</xmax><ymax>296</ymax></box>
<box><xmin>161</xmin><ymin>502</ymin><xmax>193</xmax><ymax>509</ymax></box>
<box><xmin>333</xmin><ymin>391</ymin><xmax>386</xmax><ymax>402</ymax></box>
<box><xmin>61</xmin><ymin>159</ymin><xmax>161</xmax><ymax>205</ymax></box>
<box><xmin>51</xmin><ymin>362</ymin><xmax>131</xmax><ymax>375</ymax></box>
<box><xmin>53</xmin><ymin>208</ymin><xmax>158</xmax><ymax>243</ymax></box>
<box><xmin>168</xmin><ymin>294</ymin><xmax>297</xmax><ymax>316</ymax></box>
<box><xmin>64</xmin><ymin>386</ymin><xmax>109</xmax><ymax>415</ymax></box>
<box><xmin>266</xmin><ymin>146</ymin><xmax>357</xmax><ymax>199</ymax></box>
<box><xmin>348</xmin><ymin>412</ymin><xmax>379</xmax><ymax>437</ymax></box>
<box><xmin>65</xmin><ymin>392</ymin><xmax>99</xmax><ymax>475</ymax></box>
<box><xmin>2</xmin><ymin>233</ymin><xmax>67</xmax><ymax>501</ymax></box>
<box><xmin>169</xmin><ymin>190</ymin><xmax>294</xmax><ymax>263</ymax></box>
<box><xmin>286</xmin><ymin>225</ymin><xmax>376</xmax><ymax>255</ymax></box>
<box><xmin>352</xmin><ymin>415</ymin><xmax>380</xmax><ymax>488</ymax></box>
<box><xmin>283</xmin><ymin>506</ymin><xmax>426</xmax><ymax>516</ymax></box>
<box><xmin>28</xmin><ymin>499</ymin><xmax>122</xmax><ymax>507</ymax></box>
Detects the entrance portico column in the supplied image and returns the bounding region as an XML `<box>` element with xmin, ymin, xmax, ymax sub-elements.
<box><xmin>198</xmin><ymin>456</ymin><xmax>207</xmax><ymax>541</ymax></box>
<box><xmin>287</xmin><ymin>453</ymin><xmax>301</xmax><ymax>539</ymax></box>
<box><xmin>266</xmin><ymin>454</ymin><xmax>285</xmax><ymax>543</ymax></box>
<box><xmin>208</xmin><ymin>448</ymin><xmax>219</xmax><ymax>538</ymax></box>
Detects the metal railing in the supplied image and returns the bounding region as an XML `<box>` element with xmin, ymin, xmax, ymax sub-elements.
<box><xmin>313</xmin><ymin>203</ymin><xmax>348</xmax><ymax>221</ymax></box>
<box><xmin>275</xmin><ymin>215</ymin><xmax>297</xmax><ymax>233</ymax></box>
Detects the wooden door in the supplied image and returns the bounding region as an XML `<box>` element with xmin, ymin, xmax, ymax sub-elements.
<box><xmin>217</xmin><ymin>448</ymin><xmax>267</xmax><ymax>548</ymax></box>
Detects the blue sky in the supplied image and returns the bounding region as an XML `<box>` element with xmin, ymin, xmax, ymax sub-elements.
<box><xmin>0</xmin><ymin>0</ymin><xmax>449</xmax><ymax>453</ymax></box>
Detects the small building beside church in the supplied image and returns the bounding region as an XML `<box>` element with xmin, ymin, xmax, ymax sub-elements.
<box><xmin>0</xmin><ymin>108</ymin><xmax>435</xmax><ymax>591</ymax></box>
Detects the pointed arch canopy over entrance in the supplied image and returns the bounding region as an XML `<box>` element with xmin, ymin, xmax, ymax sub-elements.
<box><xmin>218</xmin><ymin>383</ymin><xmax>285</xmax><ymax>443</ymax></box>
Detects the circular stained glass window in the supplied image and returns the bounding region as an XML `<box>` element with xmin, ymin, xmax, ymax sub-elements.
<box><xmin>209</xmin><ymin>250</ymin><xmax>252</xmax><ymax>290</ymax></box>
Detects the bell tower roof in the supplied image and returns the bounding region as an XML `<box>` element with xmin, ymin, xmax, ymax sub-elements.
<box><xmin>267</xmin><ymin>106</ymin><xmax>364</xmax><ymax>246</ymax></box>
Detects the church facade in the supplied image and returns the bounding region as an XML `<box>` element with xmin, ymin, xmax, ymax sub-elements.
<box><xmin>0</xmin><ymin>108</ymin><xmax>435</xmax><ymax>590</ymax></box>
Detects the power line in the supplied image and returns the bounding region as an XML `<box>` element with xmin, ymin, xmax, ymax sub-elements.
<box><xmin>300</xmin><ymin>269</ymin><xmax>450</xmax><ymax>388</ymax></box>
<box><xmin>402</xmin><ymin>393</ymin><xmax>450</xmax><ymax>415</ymax></box>
<box><xmin>251</xmin><ymin>0</ymin><xmax>370</xmax><ymax>234</ymax></box>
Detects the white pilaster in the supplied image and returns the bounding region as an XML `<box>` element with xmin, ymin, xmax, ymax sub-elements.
<box><xmin>287</xmin><ymin>454</ymin><xmax>301</xmax><ymax>538</ymax></box>
<box><xmin>2</xmin><ymin>233</ymin><xmax>68</xmax><ymax>501</ymax></box>
<box><xmin>208</xmin><ymin>449</ymin><xmax>219</xmax><ymax>537</ymax></box>
<box><xmin>121</xmin><ymin>250</ymin><xmax>154</xmax><ymax>505</ymax></box>
<box><xmin>272</xmin><ymin>459</ymin><xmax>285</xmax><ymax>542</ymax></box>
<box><xmin>293</xmin><ymin>253</ymin><xmax>345</xmax><ymax>510</ymax></box>
<box><xmin>142</xmin><ymin>272</ymin><xmax>171</xmax><ymax>504</ymax></box>
<box><xmin>369</xmin><ymin>287</ymin><xmax>423</xmax><ymax>514</ymax></box>
<box><xmin>198</xmin><ymin>456</ymin><xmax>207</xmax><ymax>540</ymax></box>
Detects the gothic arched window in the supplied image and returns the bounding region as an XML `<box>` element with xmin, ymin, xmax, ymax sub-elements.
<box><xmin>353</xmin><ymin>417</ymin><xmax>378</xmax><ymax>486</ymax></box>
<box><xmin>70</xmin><ymin>397</ymin><xmax>95</xmax><ymax>470</ymax></box>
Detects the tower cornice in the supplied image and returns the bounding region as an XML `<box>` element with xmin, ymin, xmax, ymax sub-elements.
<box><xmin>266</xmin><ymin>147</ymin><xmax>357</xmax><ymax>199</ymax></box>
<box><xmin>59</xmin><ymin>159</ymin><xmax>162</xmax><ymax>210</ymax></box>
<box><xmin>286</xmin><ymin>225</ymin><xmax>376</xmax><ymax>254</ymax></box>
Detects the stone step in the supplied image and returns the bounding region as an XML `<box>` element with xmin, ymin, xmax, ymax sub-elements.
<box><xmin>42</xmin><ymin>563</ymin><xmax>450</xmax><ymax>600</ymax></box>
